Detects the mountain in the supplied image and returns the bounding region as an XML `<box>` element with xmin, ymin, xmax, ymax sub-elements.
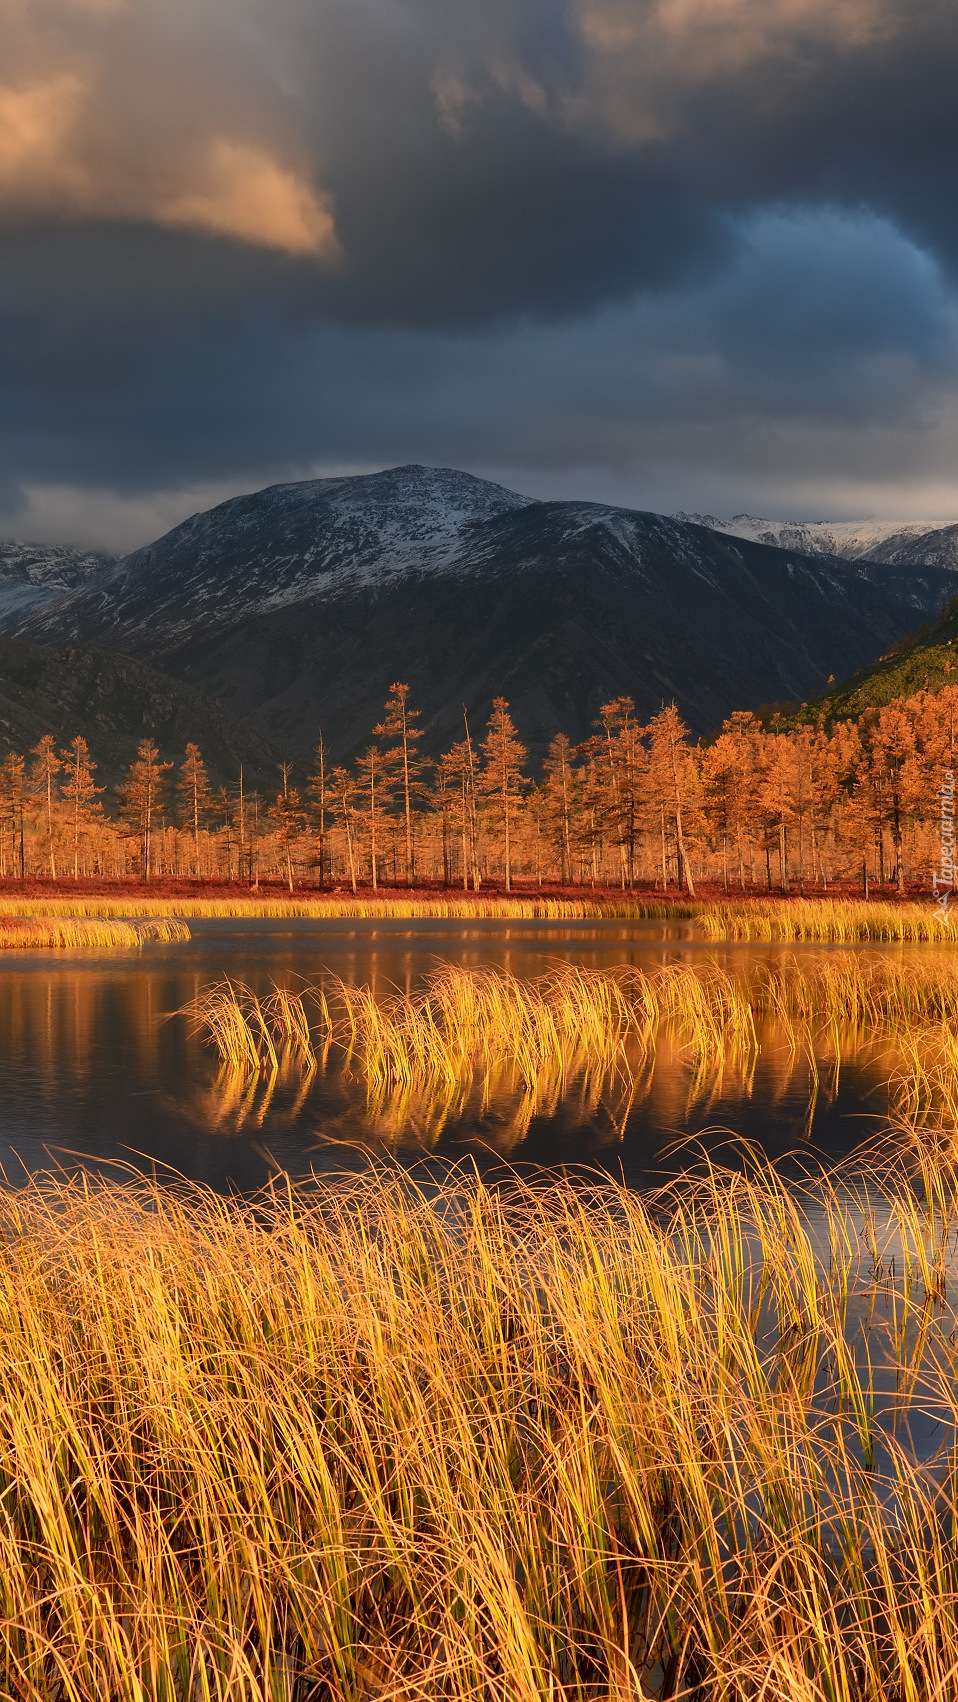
<box><xmin>0</xmin><ymin>634</ymin><xmax>283</xmax><ymax>794</ymax></box>
<box><xmin>0</xmin><ymin>542</ymin><xmax>115</xmax><ymax>623</ymax></box>
<box><xmin>853</xmin><ymin>523</ymin><xmax>958</xmax><ymax>573</ymax></box>
<box><xmin>781</xmin><ymin>597</ymin><xmax>958</xmax><ymax>727</ymax></box>
<box><xmin>674</xmin><ymin>513</ymin><xmax>950</xmax><ymax>562</ymax></box>
<box><xmin>11</xmin><ymin>465</ymin><xmax>958</xmax><ymax>759</ymax></box>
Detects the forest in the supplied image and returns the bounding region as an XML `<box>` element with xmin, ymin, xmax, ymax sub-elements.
<box><xmin>1</xmin><ymin>679</ymin><xmax>955</xmax><ymax>893</ymax></box>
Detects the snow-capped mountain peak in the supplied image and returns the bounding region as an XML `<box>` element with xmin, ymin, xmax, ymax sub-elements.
<box><xmin>71</xmin><ymin>463</ymin><xmax>539</xmax><ymax>637</ymax></box>
<box><xmin>676</xmin><ymin>512</ymin><xmax>952</xmax><ymax>562</ymax></box>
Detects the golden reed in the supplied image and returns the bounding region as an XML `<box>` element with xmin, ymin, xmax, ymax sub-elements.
<box><xmin>0</xmin><ymin>894</ymin><xmax>682</xmax><ymax>922</ymax></box>
<box><xmin>0</xmin><ymin>915</ymin><xmax>189</xmax><ymax>949</ymax></box>
<box><xmin>0</xmin><ymin>1158</ymin><xmax>953</xmax><ymax>1699</ymax></box>
<box><xmin>0</xmin><ymin>892</ymin><xmax>952</xmax><ymax>940</ymax></box>
<box><xmin>697</xmin><ymin>896</ymin><xmax>956</xmax><ymax>942</ymax></box>
<box><xmin>188</xmin><ymin>953</ymin><xmax>958</xmax><ymax>1116</ymax></box>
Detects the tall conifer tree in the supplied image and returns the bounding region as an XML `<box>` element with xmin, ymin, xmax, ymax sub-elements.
<box><xmin>480</xmin><ymin>698</ymin><xmax>527</xmax><ymax>892</ymax></box>
<box><xmin>121</xmin><ymin>741</ymin><xmax>172</xmax><ymax>880</ymax></box>
<box><xmin>60</xmin><ymin>736</ymin><xmax>103</xmax><ymax>879</ymax></box>
<box><xmin>177</xmin><ymin>744</ymin><xmax>212</xmax><ymax>879</ymax></box>
<box><xmin>373</xmin><ymin>683</ymin><xmax>424</xmax><ymax>886</ymax></box>
<box><xmin>30</xmin><ymin>734</ymin><xmax>61</xmax><ymax>879</ymax></box>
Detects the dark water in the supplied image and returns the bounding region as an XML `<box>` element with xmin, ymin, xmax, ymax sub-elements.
<box><xmin>0</xmin><ymin>917</ymin><xmax>901</xmax><ymax>1192</ymax></box>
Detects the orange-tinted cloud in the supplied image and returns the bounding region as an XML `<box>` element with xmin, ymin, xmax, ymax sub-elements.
<box><xmin>0</xmin><ymin>5</ymin><xmax>339</xmax><ymax>258</ymax></box>
<box><xmin>0</xmin><ymin>74</ymin><xmax>87</xmax><ymax>201</ymax></box>
<box><xmin>154</xmin><ymin>142</ymin><xmax>339</xmax><ymax>257</ymax></box>
<box><xmin>572</xmin><ymin>0</ymin><xmax>900</xmax><ymax>138</ymax></box>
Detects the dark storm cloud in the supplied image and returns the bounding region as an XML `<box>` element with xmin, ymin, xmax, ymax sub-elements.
<box><xmin>2</xmin><ymin>0</ymin><xmax>958</xmax><ymax>537</ymax></box>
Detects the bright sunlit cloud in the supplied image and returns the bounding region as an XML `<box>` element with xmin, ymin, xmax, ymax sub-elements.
<box><xmin>155</xmin><ymin>141</ymin><xmax>339</xmax><ymax>258</ymax></box>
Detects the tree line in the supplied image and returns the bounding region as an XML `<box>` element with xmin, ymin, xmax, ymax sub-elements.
<box><xmin>0</xmin><ymin>680</ymin><xmax>956</xmax><ymax>890</ymax></box>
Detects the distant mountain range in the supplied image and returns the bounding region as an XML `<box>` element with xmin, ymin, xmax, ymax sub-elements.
<box><xmin>6</xmin><ymin>467</ymin><xmax>958</xmax><ymax>762</ymax></box>
<box><xmin>678</xmin><ymin>513</ymin><xmax>958</xmax><ymax>581</ymax></box>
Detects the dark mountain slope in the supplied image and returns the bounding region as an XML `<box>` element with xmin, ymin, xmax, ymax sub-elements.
<box><xmin>0</xmin><ymin>634</ymin><xmax>283</xmax><ymax>794</ymax></box>
<box><xmin>13</xmin><ymin>466</ymin><xmax>958</xmax><ymax>760</ymax></box>
<box><xmin>785</xmin><ymin>600</ymin><xmax>958</xmax><ymax>727</ymax></box>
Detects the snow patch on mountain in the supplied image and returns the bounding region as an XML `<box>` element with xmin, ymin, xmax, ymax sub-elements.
<box><xmin>676</xmin><ymin>513</ymin><xmax>950</xmax><ymax>561</ymax></box>
<box><xmin>0</xmin><ymin>542</ymin><xmax>115</xmax><ymax>622</ymax></box>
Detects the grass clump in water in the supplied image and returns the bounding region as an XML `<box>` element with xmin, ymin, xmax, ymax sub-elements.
<box><xmin>187</xmin><ymin>954</ymin><xmax>958</xmax><ymax>1139</ymax></box>
<box><xmin>0</xmin><ymin>1160</ymin><xmax>957</xmax><ymax>1699</ymax></box>
<box><xmin>0</xmin><ymin>915</ymin><xmax>189</xmax><ymax>948</ymax></box>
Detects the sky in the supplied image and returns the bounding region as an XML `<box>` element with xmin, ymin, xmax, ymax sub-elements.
<box><xmin>3</xmin><ymin>0</ymin><xmax>958</xmax><ymax>552</ymax></box>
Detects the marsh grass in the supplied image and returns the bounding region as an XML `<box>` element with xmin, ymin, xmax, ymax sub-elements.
<box><xmin>0</xmin><ymin>915</ymin><xmax>189</xmax><ymax>949</ymax></box>
<box><xmin>0</xmin><ymin>894</ymin><xmax>686</xmax><ymax>922</ymax></box>
<box><xmin>186</xmin><ymin>954</ymin><xmax>958</xmax><ymax>1142</ymax></box>
<box><xmin>697</xmin><ymin>897</ymin><xmax>956</xmax><ymax>942</ymax></box>
<box><xmin>1</xmin><ymin>1160</ymin><xmax>958</xmax><ymax>1699</ymax></box>
<box><xmin>0</xmin><ymin>892</ymin><xmax>951</xmax><ymax>940</ymax></box>
<box><xmin>188</xmin><ymin>962</ymin><xmax>753</xmax><ymax>1145</ymax></box>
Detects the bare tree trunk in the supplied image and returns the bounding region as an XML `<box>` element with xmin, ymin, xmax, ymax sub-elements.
<box><xmin>401</xmin><ymin>706</ymin><xmax>413</xmax><ymax>885</ymax></box>
<box><xmin>812</xmin><ymin>823</ymin><xmax>828</xmax><ymax>891</ymax></box>
<box><xmin>341</xmin><ymin>794</ymin><xmax>357</xmax><ymax>893</ymax></box>
<box><xmin>461</xmin><ymin>774</ymin><xmax>469</xmax><ymax>891</ymax></box>
<box><xmin>893</xmin><ymin>798</ymin><xmax>904</xmax><ymax>893</ymax></box>
<box><xmin>667</xmin><ymin>736</ymin><xmax>695</xmax><ymax>897</ymax></box>
<box><xmin>463</xmin><ymin>710</ymin><xmax>481</xmax><ymax>891</ymax></box>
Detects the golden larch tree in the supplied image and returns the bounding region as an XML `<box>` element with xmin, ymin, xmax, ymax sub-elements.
<box><xmin>480</xmin><ymin>698</ymin><xmax>527</xmax><ymax>892</ymax></box>
<box><xmin>60</xmin><ymin>736</ymin><xmax>103</xmax><ymax>879</ymax></box>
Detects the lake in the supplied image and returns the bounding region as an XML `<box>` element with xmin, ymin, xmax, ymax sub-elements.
<box><xmin>0</xmin><ymin>916</ymin><xmax>909</xmax><ymax>1191</ymax></box>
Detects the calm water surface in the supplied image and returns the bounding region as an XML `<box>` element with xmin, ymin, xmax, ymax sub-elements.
<box><xmin>0</xmin><ymin>917</ymin><xmax>908</xmax><ymax>1191</ymax></box>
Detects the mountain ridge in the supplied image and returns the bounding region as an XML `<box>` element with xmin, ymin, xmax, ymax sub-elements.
<box><xmin>0</xmin><ymin>542</ymin><xmax>116</xmax><ymax>624</ymax></box>
<box><xmin>11</xmin><ymin>465</ymin><xmax>958</xmax><ymax>761</ymax></box>
<box><xmin>673</xmin><ymin>513</ymin><xmax>955</xmax><ymax>562</ymax></box>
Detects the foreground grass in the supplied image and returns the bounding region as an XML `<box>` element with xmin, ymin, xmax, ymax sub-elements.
<box><xmin>0</xmin><ymin>915</ymin><xmax>189</xmax><ymax>949</ymax></box>
<box><xmin>1</xmin><ymin>1161</ymin><xmax>957</xmax><ymax>1700</ymax></box>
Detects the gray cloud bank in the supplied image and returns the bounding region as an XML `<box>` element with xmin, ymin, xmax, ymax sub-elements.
<box><xmin>2</xmin><ymin>0</ymin><xmax>958</xmax><ymax>548</ymax></box>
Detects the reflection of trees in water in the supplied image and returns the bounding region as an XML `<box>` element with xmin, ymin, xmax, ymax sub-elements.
<box><xmin>0</xmin><ymin>971</ymin><xmax>169</xmax><ymax>1087</ymax></box>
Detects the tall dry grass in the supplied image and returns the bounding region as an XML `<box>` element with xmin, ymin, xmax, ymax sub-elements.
<box><xmin>697</xmin><ymin>897</ymin><xmax>956</xmax><ymax>941</ymax></box>
<box><xmin>186</xmin><ymin>954</ymin><xmax>958</xmax><ymax>1141</ymax></box>
<box><xmin>0</xmin><ymin>894</ymin><xmax>686</xmax><ymax>923</ymax></box>
<box><xmin>0</xmin><ymin>915</ymin><xmax>189</xmax><ymax>949</ymax></box>
<box><xmin>0</xmin><ymin>1161</ymin><xmax>955</xmax><ymax>1699</ymax></box>
<box><xmin>187</xmin><ymin>961</ymin><xmax>761</xmax><ymax>1145</ymax></box>
<box><xmin>0</xmin><ymin>892</ymin><xmax>951</xmax><ymax>940</ymax></box>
